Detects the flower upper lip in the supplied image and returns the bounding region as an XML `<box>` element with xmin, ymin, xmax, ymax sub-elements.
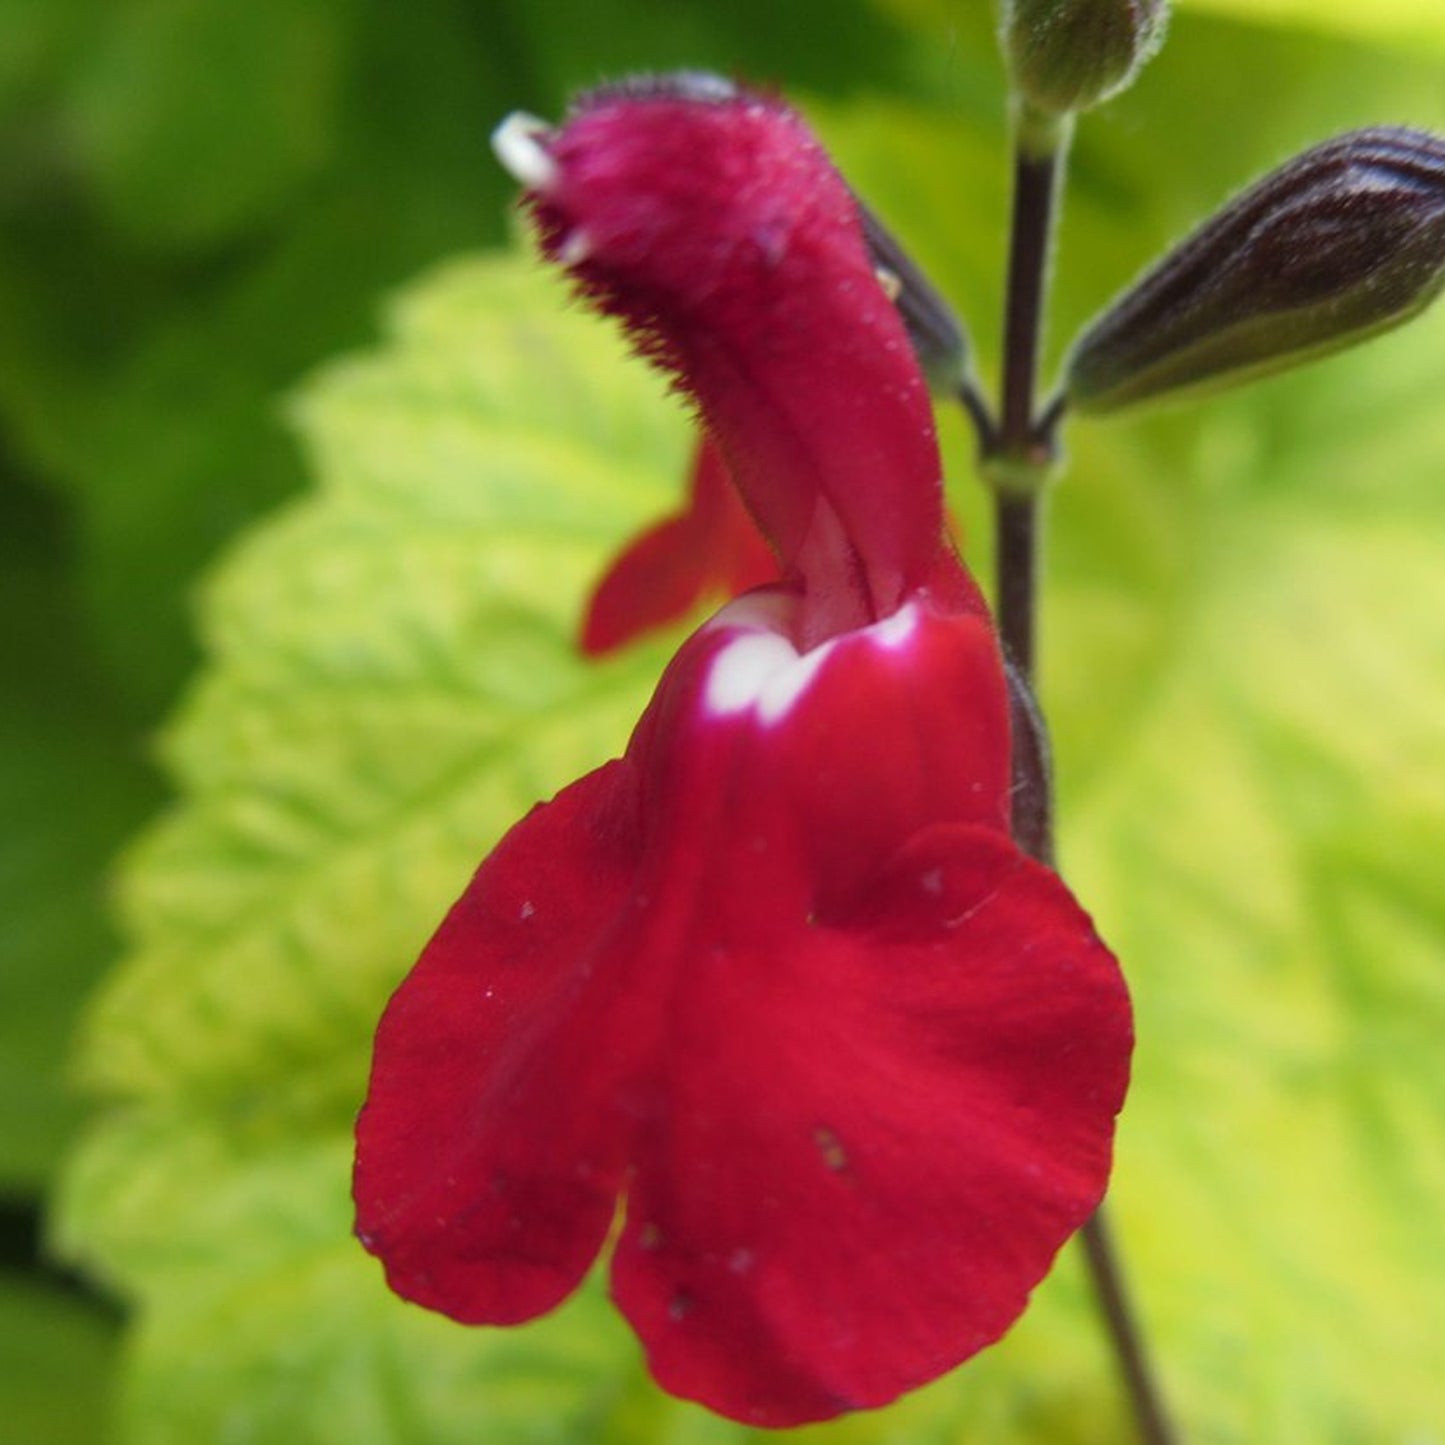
<box><xmin>494</xmin><ymin>85</ymin><xmax>957</xmax><ymax>641</ymax></box>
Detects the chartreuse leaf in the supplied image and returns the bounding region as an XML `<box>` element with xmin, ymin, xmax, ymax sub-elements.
<box><xmin>1064</xmin><ymin>150</ymin><xmax>1445</xmax><ymax>1445</ymax></box>
<box><xmin>0</xmin><ymin>479</ymin><xmax>158</xmax><ymax>1188</ymax></box>
<box><xmin>53</xmin><ymin>242</ymin><xmax>1122</xmax><ymax>1445</ymax></box>
<box><xmin>1178</xmin><ymin>0</ymin><xmax>1445</xmax><ymax>52</ymax></box>
<box><xmin>59</xmin><ymin>1113</ymin><xmax>651</xmax><ymax>1445</ymax></box>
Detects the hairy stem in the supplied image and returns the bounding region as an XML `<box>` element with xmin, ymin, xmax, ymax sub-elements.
<box><xmin>983</xmin><ymin>110</ymin><xmax>1181</xmax><ymax>1445</ymax></box>
<box><xmin>995</xmin><ymin>494</ymin><xmax>1042</xmax><ymax>685</ymax></box>
<box><xmin>993</xmin><ymin>467</ymin><xmax>1180</xmax><ymax>1445</ymax></box>
<box><xmin>1079</xmin><ymin>1205</ymin><xmax>1178</xmax><ymax>1445</ymax></box>
<box><xmin>999</xmin><ymin>140</ymin><xmax>1062</xmax><ymax>457</ymax></box>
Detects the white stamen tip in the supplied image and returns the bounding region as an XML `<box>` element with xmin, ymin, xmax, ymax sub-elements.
<box><xmin>491</xmin><ymin>111</ymin><xmax>558</xmax><ymax>191</ymax></box>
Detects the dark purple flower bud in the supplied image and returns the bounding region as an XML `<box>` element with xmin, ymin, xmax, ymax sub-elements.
<box><xmin>1002</xmin><ymin>0</ymin><xmax>1168</xmax><ymax>116</ymax></box>
<box><xmin>855</xmin><ymin>197</ymin><xmax>971</xmax><ymax>390</ymax></box>
<box><xmin>1067</xmin><ymin>127</ymin><xmax>1445</xmax><ymax>412</ymax></box>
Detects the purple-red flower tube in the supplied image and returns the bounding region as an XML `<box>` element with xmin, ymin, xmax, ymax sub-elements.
<box><xmin>354</xmin><ymin>74</ymin><xmax>1132</xmax><ymax>1428</ymax></box>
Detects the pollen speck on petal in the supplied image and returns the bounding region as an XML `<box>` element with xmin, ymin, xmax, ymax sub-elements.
<box><xmin>813</xmin><ymin>1126</ymin><xmax>850</xmax><ymax>1173</ymax></box>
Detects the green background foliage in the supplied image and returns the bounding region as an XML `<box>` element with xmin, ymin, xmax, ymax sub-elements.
<box><xmin>2</xmin><ymin>0</ymin><xmax>1443</xmax><ymax>1440</ymax></box>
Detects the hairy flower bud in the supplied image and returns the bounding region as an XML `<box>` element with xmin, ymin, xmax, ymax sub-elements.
<box><xmin>1002</xmin><ymin>0</ymin><xmax>1168</xmax><ymax>116</ymax></box>
<box><xmin>1066</xmin><ymin>127</ymin><xmax>1445</xmax><ymax>412</ymax></box>
<box><xmin>855</xmin><ymin>198</ymin><xmax>971</xmax><ymax>390</ymax></box>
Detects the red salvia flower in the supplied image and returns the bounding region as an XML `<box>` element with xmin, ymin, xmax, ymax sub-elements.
<box><xmin>354</xmin><ymin>74</ymin><xmax>1132</xmax><ymax>1427</ymax></box>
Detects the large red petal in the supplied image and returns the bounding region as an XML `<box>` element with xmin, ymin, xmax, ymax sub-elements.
<box><xmin>354</xmin><ymin>760</ymin><xmax>649</xmax><ymax>1324</ymax></box>
<box><xmin>610</xmin><ymin>823</ymin><xmax>1131</xmax><ymax>1426</ymax></box>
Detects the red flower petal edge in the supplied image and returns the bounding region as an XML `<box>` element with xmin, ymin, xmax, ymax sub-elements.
<box><xmin>355</xmin><ymin>76</ymin><xmax>1133</xmax><ymax>1427</ymax></box>
<box><xmin>581</xmin><ymin>436</ymin><xmax>776</xmax><ymax>656</ymax></box>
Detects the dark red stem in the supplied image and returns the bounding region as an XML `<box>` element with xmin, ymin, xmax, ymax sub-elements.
<box><xmin>987</xmin><ymin>127</ymin><xmax>1181</xmax><ymax>1445</ymax></box>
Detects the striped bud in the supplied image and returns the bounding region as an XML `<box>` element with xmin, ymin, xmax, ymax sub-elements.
<box><xmin>1002</xmin><ymin>0</ymin><xmax>1168</xmax><ymax>116</ymax></box>
<box><xmin>1067</xmin><ymin>127</ymin><xmax>1445</xmax><ymax>412</ymax></box>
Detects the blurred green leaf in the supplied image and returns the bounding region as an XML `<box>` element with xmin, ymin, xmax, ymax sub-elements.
<box><xmin>881</xmin><ymin>0</ymin><xmax>1445</xmax><ymax>60</ymax></box>
<box><xmin>0</xmin><ymin>0</ymin><xmax>95</xmax><ymax>124</ymax></box>
<box><xmin>64</xmin><ymin>0</ymin><xmax>348</xmax><ymax>249</ymax></box>
<box><xmin>0</xmin><ymin>1272</ymin><xmax>117</xmax><ymax>1445</ymax></box>
<box><xmin>0</xmin><ymin>0</ymin><xmax>517</xmax><ymax>714</ymax></box>
<box><xmin>493</xmin><ymin>0</ymin><xmax>913</xmax><ymax>102</ymax></box>
<box><xmin>0</xmin><ymin>473</ymin><xmax>158</xmax><ymax>1187</ymax></box>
